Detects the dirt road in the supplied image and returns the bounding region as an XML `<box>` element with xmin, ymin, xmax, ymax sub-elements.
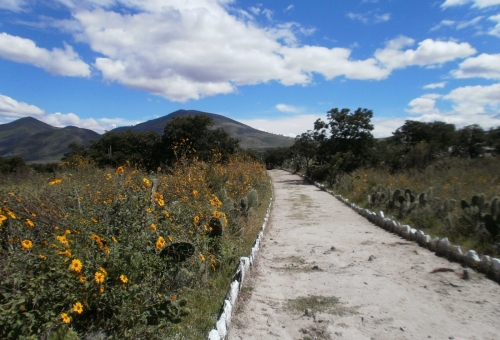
<box><xmin>229</xmin><ymin>170</ymin><xmax>500</xmax><ymax>340</ymax></box>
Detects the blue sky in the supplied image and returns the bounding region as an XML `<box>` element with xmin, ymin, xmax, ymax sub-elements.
<box><xmin>0</xmin><ymin>0</ymin><xmax>499</xmax><ymax>138</ymax></box>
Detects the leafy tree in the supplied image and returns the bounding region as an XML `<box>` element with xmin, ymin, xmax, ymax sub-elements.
<box><xmin>160</xmin><ymin>115</ymin><xmax>239</xmax><ymax>164</ymax></box>
<box><xmin>316</xmin><ymin>108</ymin><xmax>375</xmax><ymax>173</ymax></box>
<box><xmin>263</xmin><ymin>147</ymin><xmax>292</xmax><ymax>169</ymax></box>
<box><xmin>456</xmin><ymin>124</ymin><xmax>486</xmax><ymax>158</ymax></box>
<box><xmin>292</xmin><ymin>131</ymin><xmax>318</xmax><ymax>175</ymax></box>
<box><xmin>87</xmin><ymin>130</ymin><xmax>162</xmax><ymax>170</ymax></box>
<box><xmin>0</xmin><ymin>156</ymin><xmax>28</xmax><ymax>174</ymax></box>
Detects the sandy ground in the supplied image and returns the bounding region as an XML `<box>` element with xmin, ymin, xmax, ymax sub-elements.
<box><xmin>228</xmin><ymin>170</ymin><xmax>500</xmax><ymax>340</ymax></box>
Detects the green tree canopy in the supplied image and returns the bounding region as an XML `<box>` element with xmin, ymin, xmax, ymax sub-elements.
<box><xmin>161</xmin><ymin>114</ymin><xmax>239</xmax><ymax>164</ymax></box>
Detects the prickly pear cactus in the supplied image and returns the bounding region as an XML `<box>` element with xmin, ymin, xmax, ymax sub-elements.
<box><xmin>484</xmin><ymin>197</ymin><xmax>500</xmax><ymax>239</ymax></box>
<box><xmin>48</xmin><ymin>325</ymin><xmax>79</xmax><ymax>340</ymax></box>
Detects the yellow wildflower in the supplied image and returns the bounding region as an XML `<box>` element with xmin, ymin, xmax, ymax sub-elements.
<box><xmin>39</xmin><ymin>253</ymin><xmax>47</xmax><ymax>260</ymax></box>
<box><xmin>61</xmin><ymin>313</ymin><xmax>71</xmax><ymax>324</ymax></box>
<box><xmin>73</xmin><ymin>302</ymin><xmax>83</xmax><ymax>314</ymax></box>
<box><xmin>58</xmin><ymin>249</ymin><xmax>72</xmax><ymax>258</ymax></box>
<box><xmin>99</xmin><ymin>267</ymin><xmax>107</xmax><ymax>275</ymax></box>
<box><xmin>6</xmin><ymin>209</ymin><xmax>16</xmax><ymax>219</ymax></box>
<box><xmin>91</xmin><ymin>217</ymin><xmax>98</xmax><ymax>223</ymax></box>
<box><xmin>192</xmin><ymin>190</ymin><xmax>199</xmax><ymax>198</ymax></box>
<box><xmin>120</xmin><ymin>274</ymin><xmax>128</xmax><ymax>283</ymax></box>
<box><xmin>0</xmin><ymin>215</ymin><xmax>7</xmax><ymax>224</ymax></box>
<box><xmin>112</xmin><ymin>236</ymin><xmax>117</xmax><ymax>243</ymax></box>
<box><xmin>115</xmin><ymin>166</ymin><xmax>125</xmax><ymax>174</ymax></box>
<box><xmin>149</xmin><ymin>223</ymin><xmax>157</xmax><ymax>231</ymax></box>
<box><xmin>70</xmin><ymin>259</ymin><xmax>83</xmax><ymax>273</ymax></box>
<box><xmin>156</xmin><ymin>236</ymin><xmax>166</xmax><ymax>250</ymax></box>
<box><xmin>56</xmin><ymin>235</ymin><xmax>69</xmax><ymax>246</ymax></box>
<box><xmin>79</xmin><ymin>276</ymin><xmax>87</xmax><ymax>283</ymax></box>
<box><xmin>21</xmin><ymin>239</ymin><xmax>33</xmax><ymax>250</ymax></box>
<box><xmin>193</xmin><ymin>216</ymin><xmax>200</xmax><ymax>225</ymax></box>
<box><xmin>49</xmin><ymin>179</ymin><xmax>62</xmax><ymax>185</ymax></box>
<box><xmin>143</xmin><ymin>178</ymin><xmax>151</xmax><ymax>187</ymax></box>
<box><xmin>213</xmin><ymin>211</ymin><xmax>221</xmax><ymax>219</ymax></box>
<box><xmin>100</xmin><ymin>285</ymin><xmax>105</xmax><ymax>293</ymax></box>
<box><xmin>94</xmin><ymin>271</ymin><xmax>105</xmax><ymax>284</ymax></box>
<box><xmin>199</xmin><ymin>253</ymin><xmax>205</xmax><ymax>261</ymax></box>
<box><xmin>25</xmin><ymin>219</ymin><xmax>35</xmax><ymax>228</ymax></box>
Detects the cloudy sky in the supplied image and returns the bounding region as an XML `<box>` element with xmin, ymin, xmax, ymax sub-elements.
<box><xmin>0</xmin><ymin>0</ymin><xmax>499</xmax><ymax>137</ymax></box>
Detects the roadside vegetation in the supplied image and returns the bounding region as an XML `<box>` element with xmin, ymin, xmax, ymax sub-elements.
<box><xmin>0</xmin><ymin>115</ymin><xmax>270</xmax><ymax>339</ymax></box>
<box><xmin>264</xmin><ymin>108</ymin><xmax>500</xmax><ymax>257</ymax></box>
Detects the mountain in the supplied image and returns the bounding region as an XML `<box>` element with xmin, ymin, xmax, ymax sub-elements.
<box><xmin>0</xmin><ymin>118</ymin><xmax>100</xmax><ymax>163</ymax></box>
<box><xmin>112</xmin><ymin>110</ymin><xmax>294</xmax><ymax>150</ymax></box>
<box><xmin>0</xmin><ymin>110</ymin><xmax>294</xmax><ymax>163</ymax></box>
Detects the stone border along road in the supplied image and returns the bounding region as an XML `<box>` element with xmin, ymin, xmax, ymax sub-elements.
<box><xmin>227</xmin><ymin>170</ymin><xmax>500</xmax><ymax>340</ymax></box>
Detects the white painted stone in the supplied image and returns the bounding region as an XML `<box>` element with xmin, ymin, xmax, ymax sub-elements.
<box><xmin>409</xmin><ymin>228</ymin><xmax>417</xmax><ymax>240</ymax></box>
<box><xmin>401</xmin><ymin>225</ymin><xmax>411</xmax><ymax>237</ymax></box>
<box><xmin>437</xmin><ymin>237</ymin><xmax>451</xmax><ymax>254</ymax></box>
<box><xmin>464</xmin><ymin>250</ymin><xmax>480</xmax><ymax>267</ymax></box>
<box><xmin>416</xmin><ymin>230</ymin><xmax>425</xmax><ymax>243</ymax></box>
<box><xmin>479</xmin><ymin>255</ymin><xmax>491</xmax><ymax>273</ymax></box>
<box><xmin>430</xmin><ymin>237</ymin><xmax>440</xmax><ymax>251</ymax></box>
<box><xmin>223</xmin><ymin>300</ymin><xmax>233</xmax><ymax>328</ymax></box>
<box><xmin>208</xmin><ymin>329</ymin><xmax>221</xmax><ymax>340</ymax></box>
<box><xmin>379</xmin><ymin>211</ymin><xmax>385</xmax><ymax>219</ymax></box>
<box><xmin>451</xmin><ymin>245</ymin><xmax>463</xmax><ymax>261</ymax></box>
<box><xmin>216</xmin><ymin>314</ymin><xmax>227</xmax><ymax>339</ymax></box>
<box><xmin>491</xmin><ymin>258</ymin><xmax>500</xmax><ymax>275</ymax></box>
<box><xmin>229</xmin><ymin>282</ymin><xmax>239</xmax><ymax>307</ymax></box>
<box><xmin>422</xmin><ymin>235</ymin><xmax>432</xmax><ymax>247</ymax></box>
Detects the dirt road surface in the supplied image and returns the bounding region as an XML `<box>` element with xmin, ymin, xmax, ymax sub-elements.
<box><xmin>228</xmin><ymin>170</ymin><xmax>500</xmax><ymax>340</ymax></box>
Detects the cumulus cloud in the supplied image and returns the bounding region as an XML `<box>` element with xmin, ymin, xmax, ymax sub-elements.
<box><xmin>0</xmin><ymin>93</ymin><xmax>140</xmax><ymax>133</ymax></box>
<box><xmin>26</xmin><ymin>1</ymin><xmax>476</xmax><ymax>102</ymax></box>
<box><xmin>240</xmin><ymin>114</ymin><xmax>323</xmax><ymax>138</ymax></box>
<box><xmin>441</xmin><ymin>0</ymin><xmax>500</xmax><ymax>8</ymax></box>
<box><xmin>374</xmin><ymin>36</ymin><xmax>476</xmax><ymax>70</ymax></box>
<box><xmin>347</xmin><ymin>12</ymin><xmax>391</xmax><ymax>24</ymax></box>
<box><xmin>0</xmin><ymin>33</ymin><xmax>91</xmax><ymax>77</ymax></box>
<box><xmin>0</xmin><ymin>94</ymin><xmax>45</xmax><ymax>117</ymax></box>
<box><xmin>405</xmin><ymin>83</ymin><xmax>500</xmax><ymax>129</ymax></box>
<box><xmin>489</xmin><ymin>14</ymin><xmax>500</xmax><ymax>36</ymax></box>
<box><xmin>0</xmin><ymin>0</ymin><xmax>28</xmax><ymax>11</ymax></box>
<box><xmin>451</xmin><ymin>53</ymin><xmax>500</xmax><ymax>79</ymax></box>
<box><xmin>423</xmin><ymin>82</ymin><xmax>447</xmax><ymax>89</ymax></box>
<box><xmin>276</xmin><ymin>103</ymin><xmax>300</xmax><ymax>113</ymax></box>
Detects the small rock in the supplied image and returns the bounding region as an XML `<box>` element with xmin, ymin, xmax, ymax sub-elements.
<box><xmin>400</xmin><ymin>327</ymin><xmax>405</xmax><ymax>332</ymax></box>
<box><xmin>331</xmin><ymin>246</ymin><xmax>336</xmax><ymax>251</ymax></box>
<box><xmin>368</xmin><ymin>255</ymin><xmax>376</xmax><ymax>261</ymax></box>
<box><xmin>312</xmin><ymin>265</ymin><xmax>321</xmax><ymax>271</ymax></box>
<box><xmin>304</xmin><ymin>308</ymin><xmax>313</xmax><ymax>317</ymax></box>
<box><xmin>462</xmin><ymin>269</ymin><xmax>470</xmax><ymax>280</ymax></box>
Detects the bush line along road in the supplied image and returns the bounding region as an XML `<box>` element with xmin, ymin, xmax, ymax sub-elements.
<box><xmin>229</xmin><ymin>170</ymin><xmax>500</xmax><ymax>340</ymax></box>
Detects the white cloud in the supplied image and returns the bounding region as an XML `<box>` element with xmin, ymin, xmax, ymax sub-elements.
<box><xmin>347</xmin><ymin>12</ymin><xmax>390</xmax><ymax>24</ymax></box>
<box><xmin>489</xmin><ymin>14</ymin><xmax>500</xmax><ymax>36</ymax></box>
<box><xmin>442</xmin><ymin>0</ymin><xmax>500</xmax><ymax>8</ymax></box>
<box><xmin>0</xmin><ymin>94</ymin><xmax>45</xmax><ymax>117</ymax></box>
<box><xmin>404</xmin><ymin>83</ymin><xmax>500</xmax><ymax>129</ymax></box>
<box><xmin>0</xmin><ymin>0</ymin><xmax>28</xmax><ymax>11</ymax></box>
<box><xmin>423</xmin><ymin>82</ymin><xmax>447</xmax><ymax>89</ymax></box>
<box><xmin>371</xmin><ymin>117</ymin><xmax>406</xmax><ymax>138</ymax></box>
<box><xmin>374</xmin><ymin>36</ymin><xmax>476</xmax><ymax>70</ymax></box>
<box><xmin>240</xmin><ymin>114</ymin><xmax>323</xmax><ymax>138</ymax></box>
<box><xmin>0</xmin><ymin>33</ymin><xmax>90</xmax><ymax>77</ymax></box>
<box><xmin>452</xmin><ymin>53</ymin><xmax>500</xmax><ymax>79</ymax></box>
<box><xmin>284</xmin><ymin>4</ymin><xmax>294</xmax><ymax>12</ymax></box>
<box><xmin>406</xmin><ymin>94</ymin><xmax>442</xmax><ymax>115</ymax></box>
<box><xmin>0</xmin><ymin>93</ymin><xmax>140</xmax><ymax>133</ymax></box>
<box><xmin>276</xmin><ymin>103</ymin><xmax>300</xmax><ymax>113</ymax></box>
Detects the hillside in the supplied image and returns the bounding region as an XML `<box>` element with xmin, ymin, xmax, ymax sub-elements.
<box><xmin>0</xmin><ymin>110</ymin><xmax>294</xmax><ymax>163</ymax></box>
<box><xmin>112</xmin><ymin>110</ymin><xmax>294</xmax><ymax>150</ymax></box>
<box><xmin>0</xmin><ymin>119</ymin><xmax>100</xmax><ymax>163</ymax></box>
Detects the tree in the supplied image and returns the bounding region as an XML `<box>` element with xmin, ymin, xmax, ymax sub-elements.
<box><xmin>160</xmin><ymin>115</ymin><xmax>239</xmax><ymax>164</ymax></box>
<box><xmin>292</xmin><ymin>131</ymin><xmax>318</xmax><ymax>175</ymax></box>
<box><xmin>87</xmin><ymin>130</ymin><xmax>162</xmax><ymax>170</ymax></box>
<box><xmin>316</xmin><ymin>108</ymin><xmax>375</xmax><ymax>173</ymax></box>
<box><xmin>456</xmin><ymin>124</ymin><xmax>486</xmax><ymax>158</ymax></box>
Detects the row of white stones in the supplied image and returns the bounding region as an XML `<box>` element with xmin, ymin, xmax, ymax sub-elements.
<box><xmin>304</xmin><ymin>176</ymin><xmax>500</xmax><ymax>281</ymax></box>
<box><xmin>208</xmin><ymin>181</ymin><xmax>274</xmax><ymax>340</ymax></box>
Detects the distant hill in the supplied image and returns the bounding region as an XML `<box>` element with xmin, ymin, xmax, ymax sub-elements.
<box><xmin>0</xmin><ymin>117</ymin><xmax>100</xmax><ymax>163</ymax></box>
<box><xmin>0</xmin><ymin>110</ymin><xmax>294</xmax><ymax>163</ymax></box>
<box><xmin>112</xmin><ymin>110</ymin><xmax>294</xmax><ymax>150</ymax></box>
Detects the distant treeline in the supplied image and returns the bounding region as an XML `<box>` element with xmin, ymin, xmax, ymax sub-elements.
<box><xmin>264</xmin><ymin>108</ymin><xmax>500</xmax><ymax>181</ymax></box>
<box><xmin>1</xmin><ymin>115</ymin><xmax>253</xmax><ymax>174</ymax></box>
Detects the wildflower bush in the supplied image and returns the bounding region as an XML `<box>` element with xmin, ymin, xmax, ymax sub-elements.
<box><xmin>0</xmin><ymin>153</ymin><xmax>269</xmax><ymax>339</ymax></box>
<box><xmin>328</xmin><ymin>157</ymin><xmax>500</xmax><ymax>256</ymax></box>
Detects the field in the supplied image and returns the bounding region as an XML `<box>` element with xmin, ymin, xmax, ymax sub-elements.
<box><xmin>328</xmin><ymin>156</ymin><xmax>500</xmax><ymax>257</ymax></box>
<box><xmin>0</xmin><ymin>154</ymin><xmax>270</xmax><ymax>339</ymax></box>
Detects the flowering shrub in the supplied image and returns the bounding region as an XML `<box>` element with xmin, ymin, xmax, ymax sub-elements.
<box><xmin>0</xmin><ymin>153</ymin><xmax>268</xmax><ymax>339</ymax></box>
